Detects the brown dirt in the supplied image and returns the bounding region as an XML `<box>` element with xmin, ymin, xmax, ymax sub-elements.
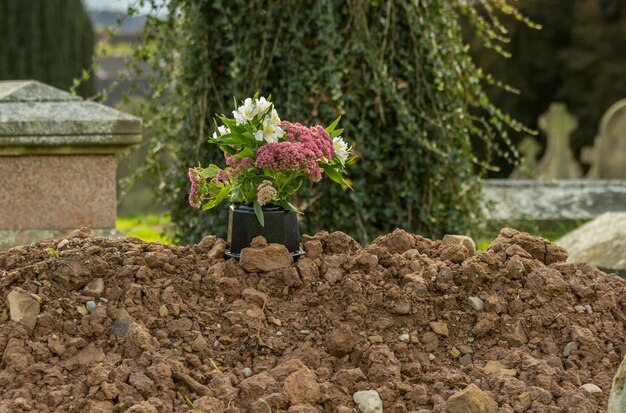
<box><xmin>0</xmin><ymin>227</ymin><xmax>624</xmax><ymax>412</ymax></box>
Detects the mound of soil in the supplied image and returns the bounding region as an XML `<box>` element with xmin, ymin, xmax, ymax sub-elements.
<box><xmin>0</xmin><ymin>227</ymin><xmax>624</xmax><ymax>413</ymax></box>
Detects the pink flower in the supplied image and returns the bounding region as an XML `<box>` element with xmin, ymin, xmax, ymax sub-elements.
<box><xmin>255</xmin><ymin>141</ymin><xmax>322</xmax><ymax>182</ymax></box>
<box><xmin>225</xmin><ymin>155</ymin><xmax>253</xmax><ymax>175</ymax></box>
<box><xmin>257</xmin><ymin>180</ymin><xmax>278</xmax><ymax>205</ymax></box>
<box><xmin>281</xmin><ymin>121</ymin><xmax>334</xmax><ymax>160</ymax></box>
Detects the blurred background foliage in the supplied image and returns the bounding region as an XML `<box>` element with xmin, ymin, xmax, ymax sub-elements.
<box><xmin>134</xmin><ymin>0</ymin><xmax>533</xmax><ymax>245</ymax></box>
<box><xmin>470</xmin><ymin>0</ymin><xmax>626</xmax><ymax>176</ymax></box>
<box><xmin>0</xmin><ymin>0</ymin><xmax>96</xmax><ymax>97</ymax></box>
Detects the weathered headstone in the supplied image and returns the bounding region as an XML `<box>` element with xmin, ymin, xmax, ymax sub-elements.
<box><xmin>536</xmin><ymin>103</ymin><xmax>582</xmax><ymax>179</ymax></box>
<box><xmin>0</xmin><ymin>80</ymin><xmax>141</xmax><ymax>251</ymax></box>
<box><xmin>510</xmin><ymin>136</ymin><xmax>541</xmax><ymax>179</ymax></box>
<box><xmin>585</xmin><ymin>99</ymin><xmax>626</xmax><ymax>179</ymax></box>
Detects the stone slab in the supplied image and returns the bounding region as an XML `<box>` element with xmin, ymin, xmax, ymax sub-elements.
<box><xmin>0</xmin><ymin>101</ymin><xmax>142</xmax><ymax>136</ymax></box>
<box><xmin>482</xmin><ymin>179</ymin><xmax>626</xmax><ymax>221</ymax></box>
<box><xmin>0</xmin><ymin>80</ymin><xmax>142</xmax><ymax>149</ymax></box>
<box><xmin>556</xmin><ymin>212</ymin><xmax>626</xmax><ymax>274</ymax></box>
<box><xmin>0</xmin><ymin>155</ymin><xmax>116</xmax><ymax>230</ymax></box>
<box><xmin>0</xmin><ymin>80</ymin><xmax>80</xmax><ymax>102</ymax></box>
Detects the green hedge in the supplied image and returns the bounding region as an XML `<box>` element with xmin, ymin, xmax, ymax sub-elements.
<box><xmin>138</xmin><ymin>0</ymin><xmax>530</xmax><ymax>244</ymax></box>
<box><xmin>0</xmin><ymin>0</ymin><xmax>95</xmax><ymax>97</ymax></box>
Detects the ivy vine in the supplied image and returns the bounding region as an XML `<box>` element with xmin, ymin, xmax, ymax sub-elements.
<box><xmin>129</xmin><ymin>0</ymin><xmax>535</xmax><ymax>244</ymax></box>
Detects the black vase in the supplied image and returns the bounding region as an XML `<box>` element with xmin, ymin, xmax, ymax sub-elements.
<box><xmin>225</xmin><ymin>204</ymin><xmax>304</xmax><ymax>260</ymax></box>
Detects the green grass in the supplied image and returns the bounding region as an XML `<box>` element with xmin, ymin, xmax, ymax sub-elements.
<box><xmin>116</xmin><ymin>214</ymin><xmax>174</xmax><ymax>244</ymax></box>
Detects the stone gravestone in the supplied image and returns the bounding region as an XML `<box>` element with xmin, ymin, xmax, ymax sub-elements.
<box><xmin>510</xmin><ymin>136</ymin><xmax>541</xmax><ymax>179</ymax></box>
<box><xmin>584</xmin><ymin>99</ymin><xmax>626</xmax><ymax>179</ymax></box>
<box><xmin>0</xmin><ymin>80</ymin><xmax>141</xmax><ymax>251</ymax></box>
<box><xmin>535</xmin><ymin>102</ymin><xmax>582</xmax><ymax>179</ymax></box>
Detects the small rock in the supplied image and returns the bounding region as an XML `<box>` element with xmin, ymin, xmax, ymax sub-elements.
<box><xmin>468</xmin><ymin>296</ymin><xmax>485</xmax><ymax>311</ymax></box>
<box><xmin>275</xmin><ymin>331</ymin><xmax>283</xmax><ymax>336</ymax></box>
<box><xmin>192</xmin><ymin>334</ymin><xmax>209</xmax><ymax>352</ymax></box>
<box><xmin>430</xmin><ymin>321</ymin><xmax>449</xmax><ymax>337</ymax></box>
<box><xmin>503</xmin><ymin>320</ymin><xmax>528</xmax><ymax>347</ymax></box>
<box><xmin>449</xmin><ymin>347</ymin><xmax>461</xmax><ymax>358</ymax></box>
<box><xmin>99</xmin><ymin>297</ymin><xmax>109</xmax><ymax>303</ymax></box>
<box><xmin>563</xmin><ymin>341</ymin><xmax>577</xmax><ymax>357</ymax></box>
<box><xmin>268</xmin><ymin>316</ymin><xmax>282</xmax><ymax>326</ymax></box>
<box><xmin>368</xmin><ymin>335</ymin><xmax>384</xmax><ymax>344</ymax></box>
<box><xmin>353</xmin><ymin>390</ymin><xmax>383</xmax><ymax>413</ymax></box>
<box><xmin>580</xmin><ymin>383</ymin><xmax>602</xmax><ymax>395</ymax></box>
<box><xmin>242</xmin><ymin>367</ymin><xmax>252</xmax><ymax>378</ymax></box>
<box><xmin>428</xmin><ymin>353</ymin><xmax>436</xmax><ymax>361</ymax></box>
<box><xmin>299</xmin><ymin>330</ymin><xmax>310</xmax><ymax>335</ymax></box>
<box><xmin>585</xmin><ymin>304</ymin><xmax>592</xmax><ymax>313</ymax></box>
<box><xmin>86</xmin><ymin>301</ymin><xmax>97</xmax><ymax>312</ymax></box>
<box><xmin>6</xmin><ymin>287</ymin><xmax>40</xmax><ymax>331</ymax></box>
<box><xmin>240</xmin><ymin>239</ymin><xmax>293</xmax><ymax>273</ymax></box>
<box><xmin>391</xmin><ymin>300</ymin><xmax>411</xmax><ymax>315</ymax></box>
<box><xmin>421</xmin><ymin>332</ymin><xmax>439</xmax><ymax>351</ymax></box>
<box><xmin>108</xmin><ymin>309</ymin><xmax>134</xmax><ymax>336</ymax></box>
<box><xmin>250</xmin><ymin>235</ymin><xmax>267</xmax><ymax>248</ymax></box>
<box><xmin>283</xmin><ymin>368</ymin><xmax>321</xmax><ymax>404</ymax></box>
<box><xmin>442</xmin><ymin>234</ymin><xmax>476</xmax><ymax>256</ymax></box>
<box><xmin>327</xmin><ymin>324</ymin><xmax>355</xmax><ymax>356</ymax></box>
<box><xmin>459</xmin><ymin>354</ymin><xmax>473</xmax><ymax>366</ymax></box>
<box><xmin>574</xmin><ymin>305</ymin><xmax>586</xmax><ymax>313</ymax></box>
<box><xmin>446</xmin><ymin>383</ymin><xmax>497</xmax><ymax>413</ymax></box>
<box><xmin>483</xmin><ymin>360</ymin><xmax>517</xmax><ymax>377</ymax></box>
<box><xmin>76</xmin><ymin>305</ymin><xmax>89</xmax><ymax>316</ymax></box>
<box><xmin>57</xmin><ymin>239</ymin><xmax>70</xmax><ymax>251</ymax></box>
<box><xmin>158</xmin><ymin>305</ymin><xmax>169</xmax><ymax>318</ymax></box>
<box><xmin>458</xmin><ymin>345</ymin><xmax>473</xmax><ymax>355</ymax></box>
<box><xmin>517</xmin><ymin>392</ymin><xmax>532</xmax><ymax>411</ymax></box>
<box><xmin>83</xmin><ymin>278</ymin><xmax>105</xmax><ymax>297</ymax></box>
<box><xmin>399</xmin><ymin>333</ymin><xmax>410</xmax><ymax>343</ymax></box>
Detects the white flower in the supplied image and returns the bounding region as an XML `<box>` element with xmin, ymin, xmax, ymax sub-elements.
<box><xmin>269</xmin><ymin>108</ymin><xmax>281</xmax><ymax>126</ymax></box>
<box><xmin>333</xmin><ymin>136</ymin><xmax>350</xmax><ymax>165</ymax></box>
<box><xmin>254</xmin><ymin>118</ymin><xmax>285</xmax><ymax>143</ymax></box>
<box><xmin>233</xmin><ymin>98</ymin><xmax>256</xmax><ymax>125</ymax></box>
<box><xmin>212</xmin><ymin>125</ymin><xmax>230</xmax><ymax>138</ymax></box>
<box><xmin>255</xmin><ymin>97</ymin><xmax>272</xmax><ymax>116</ymax></box>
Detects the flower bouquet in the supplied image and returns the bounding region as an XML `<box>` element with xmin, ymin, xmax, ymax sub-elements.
<box><xmin>188</xmin><ymin>95</ymin><xmax>354</xmax><ymax>258</ymax></box>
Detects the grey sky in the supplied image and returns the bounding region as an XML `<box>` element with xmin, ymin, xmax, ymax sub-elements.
<box><xmin>82</xmin><ymin>0</ymin><xmax>166</xmax><ymax>13</ymax></box>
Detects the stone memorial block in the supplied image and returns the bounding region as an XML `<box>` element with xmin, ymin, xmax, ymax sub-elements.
<box><xmin>585</xmin><ymin>98</ymin><xmax>626</xmax><ymax>179</ymax></box>
<box><xmin>0</xmin><ymin>80</ymin><xmax>142</xmax><ymax>250</ymax></box>
<box><xmin>483</xmin><ymin>179</ymin><xmax>626</xmax><ymax>221</ymax></box>
<box><xmin>536</xmin><ymin>102</ymin><xmax>582</xmax><ymax>179</ymax></box>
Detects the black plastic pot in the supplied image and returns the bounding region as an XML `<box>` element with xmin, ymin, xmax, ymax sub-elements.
<box><xmin>225</xmin><ymin>204</ymin><xmax>304</xmax><ymax>260</ymax></box>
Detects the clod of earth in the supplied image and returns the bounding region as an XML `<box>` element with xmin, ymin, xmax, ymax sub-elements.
<box><xmin>0</xmin><ymin>227</ymin><xmax>624</xmax><ymax>412</ymax></box>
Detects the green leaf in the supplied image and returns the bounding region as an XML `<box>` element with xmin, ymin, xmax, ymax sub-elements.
<box><xmin>237</xmin><ymin>147</ymin><xmax>256</xmax><ymax>158</ymax></box>
<box><xmin>253</xmin><ymin>201</ymin><xmax>265</xmax><ymax>227</ymax></box>
<box><xmin>198</xmin><ymin>164</ymin><xmax>221</xmax><ymax>178</ymax></box>
<box><xmin>279</xmin><ymin>200</ymin><xmax>302</xmax><ymax>214</ymax></box>
<box><xmin>325</xmin><ymin>116</ymin><xmax>341</xmax><ymax>133</ymax></box>
<box><xmin>322</xmin><ymin>163</ymin><xmax>352</xmax><ymax>189</ymax></box>
<box><xmin>330</xmin><ymin>128</ymin><xmax>343</xmax><ymax>138</ymax></box>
